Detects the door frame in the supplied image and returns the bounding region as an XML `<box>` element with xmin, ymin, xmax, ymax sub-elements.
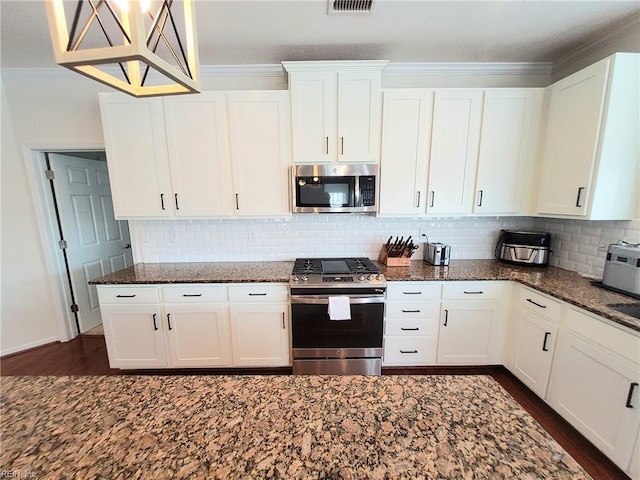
<box><xmin>22</xmin><ymin>144</ymin><xmax>136</xmax><ymax>342</ymax></box>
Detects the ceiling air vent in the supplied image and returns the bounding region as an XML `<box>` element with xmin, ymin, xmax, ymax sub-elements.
<box><xmin>328</xmin><ymin>0</ymin><xmax>375</xmax><ymax>15</ymax></box>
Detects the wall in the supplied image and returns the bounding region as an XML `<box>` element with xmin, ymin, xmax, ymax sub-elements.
<box><xmin>532</xmin><ymin>218</ymin><xmax>640</xmax><ymax>277</ymax></box>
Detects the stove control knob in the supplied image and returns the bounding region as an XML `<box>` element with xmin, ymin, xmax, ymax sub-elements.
<box><xmin>301</xmin><ymin>275</ymin><xmax>308</xmax><ymax>282</ymax></box>
<box><xmin>376</xmin><ymin>274</ymin><xmax>384</xmax><ymax>281</ymax></box>
<box><xmin>367</xmin><ymin>274</ymin><xmax>374</xmax><ymax>280</ymax></box>
<box><xmin>291</xmin><ymin>275</ymin><xmax>299</xmax><ymax>282</ymax></box>
<box><xmin>358</xmin><ymin>275</ymin><xmax>365</xmax><ymax>281</ymax></box>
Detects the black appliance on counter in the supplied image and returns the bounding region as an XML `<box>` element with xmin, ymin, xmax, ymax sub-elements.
<box><xmin>290</xmin><ymin>257</ymin><xmax>386</xmax><ymax>375</ymax></box>
<box><xmin>495</xmin><ymin>230</ymin><xmax>551</xmax><ymax>266</ymax></box>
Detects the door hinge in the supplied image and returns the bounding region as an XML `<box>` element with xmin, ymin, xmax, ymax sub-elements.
<box><xmin>70</xmin><ymin>304</ymin><xmax>79</xmax><ymax>313</ymax></box>
<box><xmin>58</xmin><ymin>239</ymin><xmax>68</xmax><ymax>249</ymax></box>
<box><xmin>45</xmin><ymin>169</ymin><xmax>55</xmax><ymax>180</ymax></box>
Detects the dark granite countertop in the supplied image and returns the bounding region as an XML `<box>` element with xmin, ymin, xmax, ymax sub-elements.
<box><xmin>0</xmin><ymin>375</ymin><xmax>590</xmax><ymax>479</ymax></box>
<box><xmin>89</xmin><ymin>260</ymin><xmax>640</xmax><ymax>333</ymax></box>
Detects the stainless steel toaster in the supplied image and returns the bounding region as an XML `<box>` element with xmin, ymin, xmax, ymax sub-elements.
<box><xmin>424</xmin><ymin>242</ymin><xmax>450</xmax><ymax>266</ymax></box>
<box><xmin>602</xmin><ymin>243</ymin><xmax>640</xmax><ymax>297</ymax></box>
<box><xmin>495</xmin><ymin>230</ymin><xmax>551</xmax><ymax>266</ymax></box>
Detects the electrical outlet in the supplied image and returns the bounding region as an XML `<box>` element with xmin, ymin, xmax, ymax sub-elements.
<box><xmin>419</xmin><ymin>226</ymin><xmax>429</xmax><ymax>242</ymax></box>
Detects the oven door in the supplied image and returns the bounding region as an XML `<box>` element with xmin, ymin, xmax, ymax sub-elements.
<box><xmin>290</xmin><ymin>296</ymin><xmax>384</xmax><ymax>354</ymax></box>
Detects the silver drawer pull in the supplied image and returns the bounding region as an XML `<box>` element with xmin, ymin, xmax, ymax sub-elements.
<box><xmin>400</xmin><ymin>349</ymin><xmax>418</xmax><ymax>354</ymax></box>
<box><xmin>249</xmin><ymin>293</ymin><xmax>267</xmax><ymax>296</ymax></box>
<box><xmin>401</xmin><ymin>309</ymin><xmax>421</xmax><ymax>313</ymax></box>
<box><xmin>400</xmin><ymin>327</ymin><xmax>419</xmax><ymax>331</ymax></box>
<box><xmin>116</xmin><ymin>294</ymin><xmax>136</xmax><ymax>298</ymax></box>
<box><xmin>402</xmin><ymin>292</ymin><xmax>422</xmax><ymax>295</ymax></box>
<box><xmin>183</xmin><ymin>294</ymin><xmax>202</xmax><ymax>297</ymax></box>
<box><xmin>526</xmin><ymin>298</ymin><xmax>547</xmax><ymax>309</ymax></box>
<box><xmin>464</xmin><ymin>291</ymin><xmax>483</xmax><ymax>295</ymax></box>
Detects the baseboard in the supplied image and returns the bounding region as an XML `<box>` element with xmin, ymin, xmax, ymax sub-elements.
<box><xmin>1</xmin><ymin>337</ymin><xmax>60</xmax><ymax>358</ymax></box>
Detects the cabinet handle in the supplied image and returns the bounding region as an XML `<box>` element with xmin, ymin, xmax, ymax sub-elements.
<box><xmin>430</xmin><ymin>191</ymin><xmax>435</xmax><ymax>207</ymax></box>
<box><xmin>443</xmin><ymin>309</ymin><xmax>449</xmax><ymax>326</ymax></box>
<box><xmin>575</xmin><ymin>187</ymin><xmax>585</xmax><ymax>208</ymax></box>
<box><xmin>401</xmin><ymin>309</ymin><xmax>421</xmax><ymax>313</ymax></box>
<box><xmin>249</xmin><ymin>293</ymin><xmax>267</xmax><ymax>296</ymax></box>
<box><xmin>402</xmin><ymin>291</ymin><xmax>422</xmax><ymax>295</ymax></box>
<box><xmin>116</xmin><ymin>294</ymin><xmax>136</xmax><ymax>298</ymax></box>
<box><xmin>182</xmin><ymin>294</ymin><xmax>202</xmax><ymax>297</ymax></box>
<box><xmin>477</xmin><ymin>190</ymin><xmax>483</xmax><ymax>207</ymax></box>
<box><xmin>526</xmin><ymin>298</ymin><xmax>547</xmax><ymax>309</ymax></box>
<box><xmin>174</xmin><ymin>193</ymin><xmax>180</xmax><ymax>210</ymax></box>
<box><xmin>167</xmin><ymin>313</ymin><xmax>173</xmax><ymax>330</ymax></box>
<box><xmin>160</xmin><ymin>194</ymin><xmax>166</xmax><ymax>210</ymax></box>
<box><xmin>400</xmin><ymin>350</ymin><xmax>418</xmax><ymax>354</ymax></box>
<box><xmin>282</xmin><ymin>312</ymin><xmax>286</xmax><ymax>330</ymax></box>
<box><xmin>415</xmin><ymin>191</ymin><xmax>421</xmax><ymax>208</ymax></box>
<box><xmin>325</xmin><ymin>136</ymin><xmax>329</xmax><ymax>154</ymax></box>
<box><xmin>464</xmin><ymin>291</ymin><xmax>484</xmax><ymax>295</ymax></box>
<box><xmin>152</xmin><ymin>313</ymin><xmax>158</xmax><ymax>331</ymax></box>
<box><xmin>542</xmin><ymin>332</ymin><xmax>551</xmax><ymax>352</ymax></box>
<box><xmin>400</xmin><ymin>327</ymin><xmax>419</xmax><ymax>331</ymax></box>
<box><xmin>626</xmin><ymin>382</ymin><xmax>638</xmax><ymax>408</ymax></box>
<box><xmin>235</xmin><ymin>193</ymin><xmax>239</xmax><ymax>210</ymax></box>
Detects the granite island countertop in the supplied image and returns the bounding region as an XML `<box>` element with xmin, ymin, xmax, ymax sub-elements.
<box><xmin>89</xmin><ymin>259</ymin><xmax>640</xmax><ymax>333</ymax></box>
<box><xmin>0</xmin><ymin>375</ymin><xmax>590</xmax><ymax>479</ymax></box>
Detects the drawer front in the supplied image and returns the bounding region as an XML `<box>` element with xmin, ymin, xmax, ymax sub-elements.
<box><xmin>162</xmin><ymin>285</ymin><xmax>227</xmax><ymax>303</ymax></box>
<box><xmin>97</xmin><ymin>286</ymin><xmax>159</xmax><ymax>304</ymax></box>
<box><xmin>518</xmin><ymin>287</ymin><xmax>562</xmax><ymax>322</ymax></box>
<box><xmin>385</xmin><ymin>301</ymin><xmax>440</xmax><ymax>320</ymax></box>
<box><xmin>386</xmin><ymin>282</ymin><xmax>441</xmax><ymax>301</ymax></box>
<box><xmin>383</xmin><ymin>336</ymin><xmax>437</xmax><ymax>365</ymax></box>
<box><xmin>385</xmin><ymin>317</ymin><xmax>439</xmax><ymax>336</ymax></box>
<box><xmin>228</xmin><ymin>284</ymin><xmax>289</xmax><ymax>302</ymax></box>
<box><xmin>442</xmin><ymin>282</ymin><xmax>504</xmax><ymax>300</ymax></box>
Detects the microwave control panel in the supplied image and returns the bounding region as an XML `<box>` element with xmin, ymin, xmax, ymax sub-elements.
<box><xmin>359</xmin><ymin>176</ymin><xmax>376</xmax><ymax>206</ymax></box>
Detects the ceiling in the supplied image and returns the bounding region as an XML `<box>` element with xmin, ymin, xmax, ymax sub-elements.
<box><xmin>1</xmin><ymin>0</ymin><xmax>639</xmax><ymax>69</ymax></box>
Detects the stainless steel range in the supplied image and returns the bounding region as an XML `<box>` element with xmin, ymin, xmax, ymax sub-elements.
<box><xmin>290</xmin><ymin>258</ymin><xmax>386</xmax><ymax>375</ymax></box>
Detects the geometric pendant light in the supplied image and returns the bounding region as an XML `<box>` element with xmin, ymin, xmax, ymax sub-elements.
<box><xmin>44</xmin><ymin>0</ymin><xmax>200</xmax><ymax>97</ymax></box>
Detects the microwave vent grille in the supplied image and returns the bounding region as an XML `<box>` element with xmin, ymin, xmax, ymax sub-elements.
<box><xmin>328</xmin><ymin>0</ymin><xmax>375</xmax><ymax>14</ymax></box>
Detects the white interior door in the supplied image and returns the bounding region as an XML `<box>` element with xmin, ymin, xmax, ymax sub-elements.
<box><xmin>49</xmin><ymin>153</ymin><xmax>133</xmax><ymax>333</ymax></box>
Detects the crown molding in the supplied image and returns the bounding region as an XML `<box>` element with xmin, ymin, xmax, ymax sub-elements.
<box><xmin>384</xmin><ymin>62</ymin><xmax>553</xmax><ymax>76</ymax></box>
<box><xmin>199</xmin><ymin>64</ymin><xmax>285</xmax><ymax>76</ymax></box>
<box><xmin>552</xmin><ymin>15</ymin><xmax>640</xmax><ymax>74</ymax></box>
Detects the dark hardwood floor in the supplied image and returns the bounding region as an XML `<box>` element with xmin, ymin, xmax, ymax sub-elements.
<box><xmin>0</xmin><ymin>336</ymin><xmax>630</xmax><ymax>480</ymax></box>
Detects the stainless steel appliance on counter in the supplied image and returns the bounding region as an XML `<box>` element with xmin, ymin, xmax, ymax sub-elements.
<box><xmin>290</xmin><ymin>257</ymin><xmax>386</xmax><ymax>375</ymax></box>
<box><xmin>424</xmin><ymin>242</ymin><xmax>451</xmax><ymax>266</ymax></box>
<box><xmin>602</xmin><ymin>242</ymin><xmax>640</xmax><ymax>298</ymax></box>
<box><xmin>495</xmin><ymin>230</ymin><xmax>551</xmax><ymax>266</ymax></box>
<box><xmin>291</xmin><ymin>164</ymin><xmax>378</xmax><ymax>214</ymax></box>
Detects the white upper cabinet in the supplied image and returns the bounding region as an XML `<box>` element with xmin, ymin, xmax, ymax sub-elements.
<box><xmin>426</xmin><ymin>89</ymin><xmax>483</xmax><ymax>215</ymax></box>
<box><xmin>284</xmin><ymin>61</ymin><xmax>387</xmax><ymax>164</ymax></box>
<box><xmin>227</xmin><ymin>91</ymin><xmax>291</xmax><ymax>217</ymax></box>
<box><xmin>163</xmin><ymin>93</ymin><xmax>234</xmax><ymax>217</ymax></box>
<box><xmin>537</xmin><ymin>53</ymin><xmax>639</xmax><ymax>219</ymax></box>
<box><xmin>474</xmin><ymin>89</ymin><xmax>543</xmax><ymax>215</ymax></box>
<box><xmin>378</xmin><ymin>89</ymin><xmax>434</xmax><ymax>216</ymax></box>
<box><xmin>99</xmin><ymin>94</ymin><xmax>172</xmax><ymax>218</ymax></box>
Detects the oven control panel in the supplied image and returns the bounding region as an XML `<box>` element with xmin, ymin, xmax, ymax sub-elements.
<box><xmin>323</xmin><ymin>276</ymin><xmax>354</xmax><ymax>282</ymax></box>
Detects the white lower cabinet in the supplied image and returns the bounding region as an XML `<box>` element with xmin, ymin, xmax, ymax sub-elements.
<box><xmin>546</xmin><ymin>308</ymin><xmax>640</xmax><ymax>473</ymax></box>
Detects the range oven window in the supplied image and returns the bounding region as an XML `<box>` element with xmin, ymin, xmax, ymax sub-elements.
<box><xmin>296</xmin><ymin>176</ymin><xmax>355</xmax><ymax>208</ymax></box>
<box><xmin>291</xmin><ymin>302</ymin><xmax>384</xmax><ymax>349</ymax></box>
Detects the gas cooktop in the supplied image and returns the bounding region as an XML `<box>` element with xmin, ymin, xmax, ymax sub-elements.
<box><xmin>291</xmin><ymin>257</ymin><xmax>385</xmax><ymax>288</ymax></box>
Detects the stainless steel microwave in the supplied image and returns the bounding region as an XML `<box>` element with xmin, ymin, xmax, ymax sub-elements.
<box><xmin>292</xmin><ymin>164</ymin><xmax>378</xmax><ymax>213</ymax></box>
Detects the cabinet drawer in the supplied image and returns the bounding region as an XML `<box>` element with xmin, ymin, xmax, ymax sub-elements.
<box><xmin>383</xmin><ymin>336</ymin><xmax>437</xmax><ymax>365</ymax></box>
<box><xmin>162</xmin><ymin>285</ymin><xmax>227</xmax><ymax>303</ymax></box>
<box><xmin>97</xmin><ymin>286</ymin><xmax>159</xmax><ymax>304</ymax></box>
<box><xmin>442</xmin><ymin>282</ymin><xmax>503</xmax><ymax>300</ymax></box>
<box><xmin>385</xmin><ymin>317</ymin><xmax>439</xmax><ymax>336</ymax></box>
<box><xmin>228</xmin><ymin>284</ymin><xmax>289</xmax><ymax>302</ymax></box>
<box><xmin>385</xmin><ymin>301</ymin><xmax>440</xmax><ymax>319</ymax></box>
<box><xmin>518</xmin><ymin>287</ymin><xmax>562</xmax><ymax>322</ymax></box>
<box><xmin>386</xmin><ymin>282</ymin><xmax>441</xmax><ymax>301</ymax></box>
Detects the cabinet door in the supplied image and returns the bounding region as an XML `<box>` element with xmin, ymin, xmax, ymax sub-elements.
<box><xmin>99</xmin><ymin>94</ymin><xmax>172</xmax><ymax>218</ymax></box>
<box><xmin>547</xmin><ymin>330</ymin><xmax>640</xmax><ymax>470</ymax></box>
<box><xmin>163</xmin><ymin>93</ymin><xmax>233</xmax><ymax>217</ymax></box>
<box><xmin>101</xmin><ymin>304</ymin><xmax>167</xmax><ymax>368</ymax></box>
<box><xmin>474</xmin><ymin>89</ymin><xmax>543</xmax><ymax>215</ymax></box>
<box><xmin>510</xmin><ymin>308</ymin><xmax>557</xmax><ymax>398</ymax></box>
<box><xmin>337</xmin><ymin>70</ymin><xmax>382</xmax><ymax>163</ymax></box>
<box><xmin>163</xmin><ymin>304</ymin><xmax>232</xmax><ymax>367</ymax></box>
<box><xmin>290</xmin><ymin>72</ymin><xmax>337</xmax><ymax>163</ymax></box>
<box><xmin>427</xmin><ymin>90</ymin><xmax>483</xmax><ymax>215</ymax></box>
<box><xmin>378</xmin><ymin>90</ymin><xmax>433</xmax><ymax>215</ymax></box>
<box><xmin>437</xmin><ymin>301</ymin><xmax>498</xmax><ymax>364</ymax></box>
<box><xmin>537</xmin><ymin>59</ymin><xmax>609</xmax><ymax>216</ymax></box>
<box><xmin>230</xmin><ymin>304</ymin><xmax>290</xmax><ymax>366</ymax></box>
<box><xmin>228</xmin><ymin>91</ymin><xmax>291</xmax><ymax>217</ymax></box>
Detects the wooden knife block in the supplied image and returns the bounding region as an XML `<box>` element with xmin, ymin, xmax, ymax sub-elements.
<box><xmin>378</xmin><ymin>247</ymin><xmax>411</xmax><ymax>267</ymax></box>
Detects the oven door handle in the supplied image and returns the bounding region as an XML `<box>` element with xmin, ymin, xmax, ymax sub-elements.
<box><xmin>290</xmin><ymin>295</ymin><xmax>384</xmax><ymax>304</ymax></box>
